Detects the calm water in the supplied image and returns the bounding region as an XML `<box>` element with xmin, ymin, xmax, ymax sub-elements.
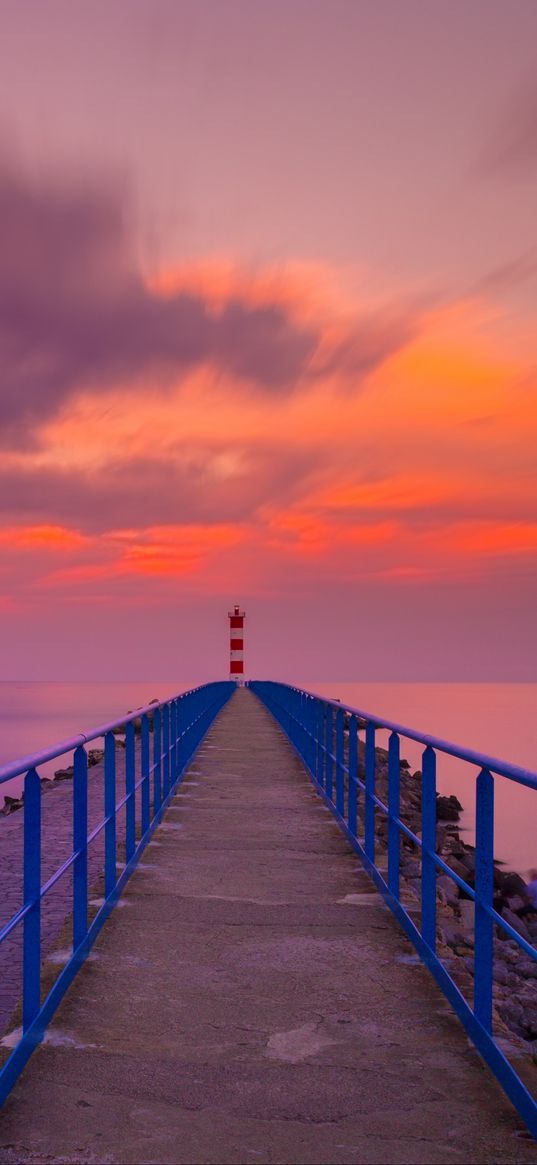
<box><xmin>304</xmin><ymin>683</ymin><xmax>537</xmax><ymax>876</ymax></box>
<box><xmin>0</xmin><ymin>681</ymin><xmax>193</xmax><ymax>793</ymax></box>
<box><xmin>1</xmin><ymin>681</ymin><xmax>536</xmax><ymax>874</ymax></box>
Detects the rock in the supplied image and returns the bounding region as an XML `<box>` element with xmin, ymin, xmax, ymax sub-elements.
<box><xmin>496</xmin><ymin>940</ymin><xmax>523</xmax><ymax>962</ymax></box>
<box><xmin>496</xmin><ymin>871</ymin><xmax>528</xmax><ymax>898</ymax></box>
<box><xmin>517</xmin><ymin>986</ymin><xmax>537</xmax><ymax>1005</ymax></box>
<box><xmin>520</xmin><ymin>1006</ymin><xmax>537</xmax><ymax>1039</ymax></box>
<box><xmin>401</xmin><ymin>858</ymin><xmax>421</xmax><ymax>879</ymax></box>
<box><xmin>439</xmin><ymin>831</ymin><xmax>467</xmax><ymax>859</ymax></box>
<box><xmin>498</xmin><ymin>998</ymin><xmax>524</xmax><ymax>1025</ymax></box>
<box><xmin>437</xmin><ymin>874</ymin><xmax>459</xmax><ymax>908</ymax></box>
<box><xmin>507</xmin><ymin>971</ymin><xmax>522</xmax><ymax>990</ymax></box>
<box><xmin>454</xmin><ymin>941</ymin><xmax>474</xmax><ymax>956</ymax></box>
<box><xmin>445</xmin><ymin>856</ymin><xmax>473</xmax><ymax>886</ymax></box>
<box><xmin>516</xmin><ymin>958</ymin><xmax>537</xmax><ymax>980</ymax></box>
<box><xmin>87</xmin><ymin>748</ymin><xmax>104</xmax><ymax>767</ymax></box>
<box><xmin>436</xmin><ymin>794</ymin><xmax>462</xmax><ymax>821</ymax></box>
<box><xmin>2</xmin><ymin>795</ymin><xmax>24</xmax><ymax>814</ymax></box>
<box><xmin>458</xmin><ymin>899</ymin><xmax>474</xmax><ymax>935</ymax></box>
<box><xmin>501</xmin><ymin>907</ymin><xmax>532</xmax><ymax>942</ymax></box>
<box><xmin>506</xmin><ymin>894</ymin><xmax>526</xmax><ymax>913</ymax></box>
<box><xmin>450</xmin><ymin>970</ymin><xmax>473</xmax><ymax>994</ymax></box>
<box><xmin>493</xmin><ymin>962</ymin><xmax>510</xmax><ymax>986</ymax></box>
<box><xmin>53</xmin><ymin>766</ymin><xmax>74</xmax><ymax>781</ymax></box>
<box><xmin>458</xmin><ymin>847</ymin><xmax>476</xmax><ymax>872</ymax></box>
<box><xmin>438</xmin><ymin>919</ymin><xmax>468</xmax><ymax>949</ymax></box>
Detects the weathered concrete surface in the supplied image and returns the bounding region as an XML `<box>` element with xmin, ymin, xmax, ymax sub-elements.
<box><xmin>1</xmin><ymin>689</ymin><xmax>536</xmax><ymax>1165</ymax></box>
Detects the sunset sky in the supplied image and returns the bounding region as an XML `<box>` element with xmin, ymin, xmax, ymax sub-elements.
<box><xmin>0</xmin><ymin>0</ymin><xmax>536</xmax><ymax>680</ymax></box>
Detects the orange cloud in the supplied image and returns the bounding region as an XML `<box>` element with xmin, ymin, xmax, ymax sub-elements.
<box><xmin>0</xmin><ymin>525</ymin><xmax>87</xmax><ymax>550</ymax></box>
<box><xmin>41</xmin><ymin>523</ymin><xmax>246</xmax><ymax>588</ymax></box>
<box><xmin>444</xmin><ymin>521</ymin><xmax>537</xmax><ymax>557</ymax></box>
<box><xmin>1</xmin><ymin>260</ymin><xmax>536</xmax><ymax>611</ymax></box>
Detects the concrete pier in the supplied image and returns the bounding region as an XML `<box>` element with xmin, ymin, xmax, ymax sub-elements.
<box><xmin>0</xmin><ymin>689</ymin><xmax>536</xmax><ymax>1165</ymax></box>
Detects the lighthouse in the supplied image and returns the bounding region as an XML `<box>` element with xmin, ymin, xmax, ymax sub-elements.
<box><xmin>228</xmin><ymin>604</ymin><xmax>245</xmax><ymax>683</ymax></box>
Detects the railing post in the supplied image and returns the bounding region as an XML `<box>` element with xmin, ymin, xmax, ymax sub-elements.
<box><xmin>23</xmin><ymin>767</ymin><xmax>41</xmax><ymax>1031</ymax></box>
<box><xmin>153</xmin><ymin>706</ymin><xmax>162</xmax><ymax>813</ymax></box>
<box><xmin>73</xmin><ymin>745</ymin><xmax>88</xmax><ymax>950</ymax></box>
<box><xmin>176</xmin><ymin>699</ymin><xmax>183</xmax><ymax>774</ymax></box>
<box><xmin>336</xmin><ymin>708</ymin><xmax>345</xmax><ymax>815</ymax></box>
<box><xmin>185</xmin><ymin>693</ymin><xmax>192</xmax><ymax>764</ymax></box>
<box><xmin>325</xmin><ymin>705</ymin><xmax>333</xmax><ymax>801</ymax></box>
<box><xmin>162</xmin><ymin>703</ymin><xmax>170</xmax><ymax>798</ymax></box>
<box><xmin>104</xmin><ymin>731</ymin><xmax>116</xmax><ymax>897</ymax></box>
<box><xmin>299</xmin><ymin>692</ymin><xmax>306</xmax><ymax>760</ymax></box>
<box><xmin>170</xmin><ymin>699</ymin><xmax>178</xmax><ymax>786</ymax></box>
<box><xmin>316</xmin><ymin>701</ymin><xmax>324</xmax><ymax>787</ymax></box>
<box><xmin>125</xmin><ymin>721</ymin><xmax>136</xmax><ymax>863</ymax></box>
<box><xmin>474</xmin><ymin>767</ymin><xmax>494</xmax><ymax>1032</ymax></box>
<box><xmin>365</xmin><ymin>722</ymin><xmax>376</xmax><ymax>860</ymax></box>
<box><xmin>308</xmin><ymin>698</ymin><xmax>315</xmax><ymax>775</ymax></box>
<box><xmin>302</xmin><ymin>696</ymin><xmax>306</xmax><ymax>768</ymax></box>
<box><xmin>388</xmin><ymin>732</ymin><xmax>401</xmax><ymax>899</ymax></box>
<box><xmin>421</xmin><ymin>746</ymin><xmax>437</xmax><ymax>950</ymax></box>
<box><xmin>294</xmin><ymin>691</ymin><xmax>300</xmax><ymax>752</ymax></box>
<box><xmin>348</xmin><ymin>714</ymin><xmax>358</xmax><ymax>837</ymax></box>
<box><xmin>302</xmin><ymin>696</ymin><xmax>308</xmax><ymax>770</ymax></box>
<box><xmin>141</xmin><ymin>714</ymin><xmax>150</xmax><ymax>831</ymax></box>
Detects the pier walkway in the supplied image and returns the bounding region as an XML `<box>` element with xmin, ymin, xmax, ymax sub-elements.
<box><xmin>1</xmin><ymin>690</ymin><xmax>536</xmax><ymax>1165</ymax></box>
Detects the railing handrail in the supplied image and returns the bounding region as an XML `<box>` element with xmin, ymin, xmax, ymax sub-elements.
<box><xmin>281</xmin><ymin>684</ymin><xmax>537</xmax><ymax>789</ymax></box>
<box><xmin>0</xmin><ymin>688</ymin><xmax>198</xmax><ymax>785</ymax></box>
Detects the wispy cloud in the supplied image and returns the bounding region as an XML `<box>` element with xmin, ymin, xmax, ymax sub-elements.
<box><xmin>478</xmin><ymin>78</ymin><xmax>537</xmax><ymax>178</ymax></box>
<box><xmin>475</xmin><ymin>249</ymin><xmax>537</xmax><ymax>295</ymax></box>
<box><xmin>0</xmin><ymin>443</ymin><xmax>323</xmax><ymax>532</ymax></box>
<box><xmin>0</xmin><ymin>160</ymin><xmax>415</xmax><ymax>445</ymax></box>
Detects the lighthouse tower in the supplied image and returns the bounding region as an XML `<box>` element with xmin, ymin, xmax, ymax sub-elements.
<box><xmin>228</xmin><ymin>604</ymin><xmax>245</xmax><ymax>683</ymax></box>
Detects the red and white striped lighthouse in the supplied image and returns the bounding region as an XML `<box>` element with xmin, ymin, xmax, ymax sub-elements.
<box><xmin>228</xmin><ymin>604</ymin><xmax>245</xmax><ymax>683</ymax></box>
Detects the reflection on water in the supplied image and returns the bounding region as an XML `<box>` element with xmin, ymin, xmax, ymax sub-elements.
<box><xmin>300</xmin><ymin>683</ymin><xmax>537</xmax><ymax>876</ymax></box>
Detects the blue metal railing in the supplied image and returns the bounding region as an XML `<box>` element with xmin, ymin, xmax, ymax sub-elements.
<box><xmin>249</xmin><ymin>680</ymin><xmax>537</xmax><ymax>1138</ymax></box>
<box><xmin>0</xmin><ymin>681</ymin><xmax>234</xmax><ymax>1104</ymax></box>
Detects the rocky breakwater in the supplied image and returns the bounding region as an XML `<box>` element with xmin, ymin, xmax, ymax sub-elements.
<box><xmin>361</xmin><ymin>732</ymin><xmax>537</xmax><ymax>1052</ymax></box>
<box><xmin>1</xmin><ymin>748</ymin><xmax>105</xmax><ymax>815</ymax></box>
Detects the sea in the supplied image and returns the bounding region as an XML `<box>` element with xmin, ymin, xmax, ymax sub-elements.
<box><xmin>0</xmin><ymin>680</ymin><xmax>536</xmax><ymax>876</ymax></box>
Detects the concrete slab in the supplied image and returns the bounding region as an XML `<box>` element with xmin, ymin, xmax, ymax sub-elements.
<box><xmin>0</xmin><ymin>689</ymin><xmax>536</xmax><ymax>1165</ymax></box>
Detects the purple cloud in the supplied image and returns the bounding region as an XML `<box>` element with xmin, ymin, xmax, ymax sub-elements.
<box><xmin>0</xmin><ymin>160</ymin><xmax>415</xmax><ymax>445</ymax></box>
<box><xmin>0</xmin><ymin>444</ymin><xmax>322</xmax><ymax>533</ymax></box>
<box><xmin>321</xmin><ymin>311</ymin><xmax>415</xmax><ymax>383</ymax></box>
<box><xmin>0</xmin><ymin>162</ymin><xmax>319</xmax><ymax>443</ymax></box>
